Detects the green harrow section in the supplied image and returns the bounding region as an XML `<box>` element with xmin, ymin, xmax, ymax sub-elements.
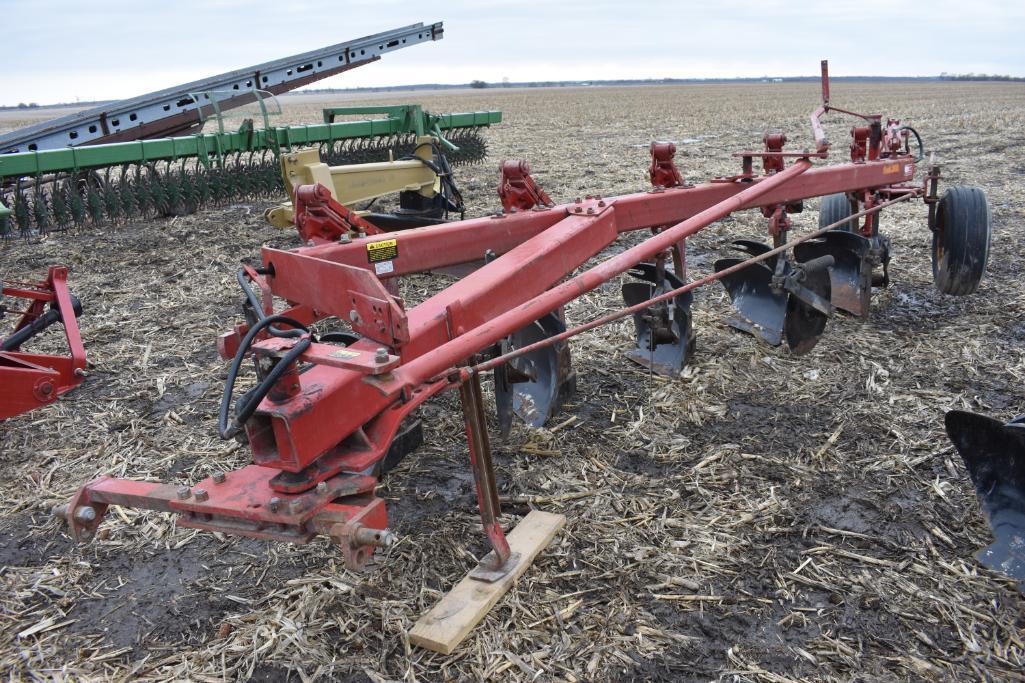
<box><xmin>0</xmin><ymin>106</ymin><xmax>501</xmax><ymax>236</ymax></box>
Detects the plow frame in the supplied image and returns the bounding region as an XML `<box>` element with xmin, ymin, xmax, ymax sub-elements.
<box><xmin>63</xmin><ymin>63</ymin><xmax>948</xmax><ymax>576</ymax></box>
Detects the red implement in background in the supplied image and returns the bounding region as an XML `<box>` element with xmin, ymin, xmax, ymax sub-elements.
<box><xmin>59</xmin><ymin>62</ymin><xmax>989</xmax><ymax>580</ymax></box>
<box><xmin>1</xmin><ymin>266</ymin><xmax>86</xmax><ymax>420</ymax></box>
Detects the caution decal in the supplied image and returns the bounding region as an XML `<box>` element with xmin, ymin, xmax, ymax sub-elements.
<box><xmin>367</xmin><ymin>238</ymin><xmax>398</xmax><ymax>263</ymax></box>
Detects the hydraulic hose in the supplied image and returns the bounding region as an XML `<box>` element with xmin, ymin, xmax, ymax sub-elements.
<box><xmin>218</xmin><ymin>314</ymin><xmax>309</xmax><ymax>439</ymax></box>
<box><xmin>899</xmin><ymin>125</ymin><xmax>925</xmax><ymax>163</ymax></box>
<box><xmin>1</xmin><ymin>296</ymin><xmax>83</xmax><ymax>351</ymax></box>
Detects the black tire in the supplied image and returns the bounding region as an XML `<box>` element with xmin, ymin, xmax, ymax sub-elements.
<box><xmin>819</xmin><ymin>193</ymin><xmax>857</xmax><ymax>232</ymax></box>
<box><xmin>932</xmin><ymin>185</ymin><xmax>991</xmax><ymax>296</ymax></box>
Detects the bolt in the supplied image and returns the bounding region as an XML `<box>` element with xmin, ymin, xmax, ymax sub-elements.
<box><xmin>316</xmin><ymin>481</ymin><xmax>329</xmax><ymax>494</ymax></box>
<box><xmin>575</xmin><ymin>197</ymin><xmax>582</xmax><ymax>203</ymax></box>
<box><xmin>349</xmin><ymin>310</ymin><xmax>360</xmax><ymax>322</ymax></box>
<box><xmin>353</xmin><ymin>525</ymin><xmax>397</xmax><ymax>547</ymax></box>
<box><xmin>340</xmin><ymin>232</ymin><xmax>352</xmax><ymax>244</ymax></box>
<box><xmin>177</xmin><ymin>486</ymin><xmax>191</xmax><ymax>500</ymax></box>
<box><xmin>269</xmin><ymin>497</ymin><xmax>282</xmax><ymax>512</ymax></box>
<box><xmin>73</xmin><ymin>505</ymin><xmax>97</xmax><ymax>523</ymax></box>
<box><xmin>598</xmin><ymin>200</ymin><xmax>606</xmax><ymax>207</ymax></box>
<box><xmin>586</xmin><ymin>207</ymin><xmax>594</xmax><ymax>214</ymax></box>
<box><xmin>288</xmin><ymin>499</ymin><xmax>302</xmax><ymax>514</ymax></box>
<box><xmin>307</xmin><ymin>239</ymin><xmax>315</xmax><ymax>247</ymax></box>
<box><xmin>40</xmin><ymin>382</ymin><xmax>53</xmax><ymax>396</ymax></box>
<box><xmin>194</xmin><ymin>488</ymin><xmax>209</xmax><ymax>502</ymax></box>
<box><xmin>509</xmin><ymin>206</ymin><xmax>517</xmax><ymax>213</ymax></box>
<box><xmin>51</xmin><ymin>504</ymin><xmax>69</xmax><ymax>520</ymax></box>
<box><xmin>211</xmin><ymin>471</ymin><xmax>226</xmax><ymax>484</ymax></box>
<box><xmin>357</xmin><ymin>231</ymin><xmax>366</xmax><ymax>238</ymax></box>
<box><xmin>375</xmin><ymin>347</ymin><xmax>389</xmax><ymax>364</ymax></box>
<box><xmin>74</xmin><ymin>368</ymin><xmax>87</xmax><ymax>377</ymax></box>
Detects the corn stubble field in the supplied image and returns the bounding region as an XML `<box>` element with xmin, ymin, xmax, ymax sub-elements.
<box><xmin>2</xmin><ymin>81</ymin><xmax>1024</xmax><ymax>681</ymax></box>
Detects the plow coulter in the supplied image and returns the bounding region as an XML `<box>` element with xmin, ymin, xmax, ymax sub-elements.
<box><xmin>55</xmin><ymin>62</ymin><xmax>994</xmax><ymax>622</ymax></box>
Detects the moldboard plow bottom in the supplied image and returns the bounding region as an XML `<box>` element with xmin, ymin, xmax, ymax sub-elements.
<box><xmin>945</xmin><ymin>411</ymin><xmax>1025</xmax><ymax>590</ymax></box>
<box><xmin>56</xmin><ymin>62</ymin><xmax>993</xmax><ymax>651</ymax></box>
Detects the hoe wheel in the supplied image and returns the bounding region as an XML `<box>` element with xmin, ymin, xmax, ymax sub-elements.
<box><xmin>932</xmin><ymin>185</ymin><xmax>991</xmax><ymax>296</ymax></box>
<box><xmin>819</xmin><ymin>193</ymin><xmax>857</xmax><ymax>232</ymax></box>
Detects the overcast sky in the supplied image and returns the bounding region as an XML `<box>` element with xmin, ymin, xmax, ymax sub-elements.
<box><xmin>3</xmin><ymin>0</ymin><xmax>1024</xmax><ymax>106</ymax></box>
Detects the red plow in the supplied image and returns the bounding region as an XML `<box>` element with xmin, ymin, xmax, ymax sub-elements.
<box><xmin>57</xmin><ymin>63</ymin><xmax>993</xmax><ymax>599</ymax></box>
<box><xmin>1</xmin><ymin>266</ymin><xmax>86</xmax><ymax>420</ymax></box>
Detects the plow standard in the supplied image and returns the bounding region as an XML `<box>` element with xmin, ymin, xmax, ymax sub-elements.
<box><xmin>53</xmin><ymin>63</ymin><xmax>998</xmax><ymax>642</ymax></box>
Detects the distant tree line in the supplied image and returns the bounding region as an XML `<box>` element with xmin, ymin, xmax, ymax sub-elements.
<box><xmin>939</xmin><ymin>72</ymin><xmax>1024</xmax><ymax>82</ymax></box>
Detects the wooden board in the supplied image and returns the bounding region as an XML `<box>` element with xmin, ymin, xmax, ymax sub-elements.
<box><xmin>408</xmin><ymin>510</ymin><xmax>566</xmax><ymax>654</ymax></box>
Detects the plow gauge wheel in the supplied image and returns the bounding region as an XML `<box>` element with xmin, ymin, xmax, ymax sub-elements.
<box><xmin>932</xmin><ymin>186</ymin><xmax>991</xmax><ymax>296</ymax></box>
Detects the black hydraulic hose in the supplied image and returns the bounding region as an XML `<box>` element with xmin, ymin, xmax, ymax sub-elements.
<box><xmin>218</xmin><ymin>314</ymin><xmax>309</xmax><ymax>439</ymax></box>
<box><xmin>1</xmin><ymin>295</ymin><xmax>83</xmax><ymax>351</ymax></box>
<box><xmin>235</xmin><ymin>268</ymin><xmax>305</xmax><ymax>338</ymax></box>
<box><xmin>899</xmin><ymin>125</ymin><xmax>925</xmax><ymax>163</ymax></box>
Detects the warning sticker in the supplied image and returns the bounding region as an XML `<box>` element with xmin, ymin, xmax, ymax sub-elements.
<box><xmin>330</xmin><ymin>349</ymin><xmax>360</xmax><ymax>359</ymax></box>
<box><xmin>367</xmin><ymin>238</ymin><xmax>398</xmax><ymax>263</ymax></box>
<box><xmin>882</xmin><ymin>163</ymin><xmax>900</xmax><ymax>175</ymax></box>
<box><xmin>374</xmin><ymin>260</ymin><xmax>394</xmax><ymax>276</ymax></box>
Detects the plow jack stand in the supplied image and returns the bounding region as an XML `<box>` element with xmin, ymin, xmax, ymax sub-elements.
<box><xmin>460</xmin><ymin>372</ymin><xmax>519</xmax><ymax>581</ymax></box>
<box><xmin>945</xmin><ymin>410</ymin><xmax>1025</xmax><ymax>590</ymax></box>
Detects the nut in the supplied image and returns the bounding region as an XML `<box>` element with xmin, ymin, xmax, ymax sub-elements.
<box><xmin>177</xmin><ymin>486</ymin><xmax>191</xmax><ymax>500</ymax></box>
<box><xmin>73</xmin><ymin>505</ymin><xmax>97</xmax><ymax>523</ymax></box>
<box><xmin>211</xmin><ymin>471</ymin><xmax>226</xmax><ymax>484</ymax></box>
<box><xmin>375</xmin><ymin>347</ymin><xmax>389</xmax><ymax>364</ymax></box>
<box><xmin>194</xmin><ymin>488</ymin><xmax>209</xmax><ymax>503</ymax></box>
<box><xmin>340</xmin><ymin>233</ymin><xmax>352</xmax><ymax>244</ymax></box>
<box><xmin>269</xmin><ymin>497</ymin><xmax>282</xmax><ymax>513</ymax></box>
<box><xmin>316</xmin><ymin>481</ymin><xmax>328</xmax><ymax>494</ymax></box>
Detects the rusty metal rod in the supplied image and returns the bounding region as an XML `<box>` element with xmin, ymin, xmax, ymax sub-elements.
<box><xmin>472</xmin><ymin>190</ymin><xmax>921</xmax><ymax>376</ymax></box>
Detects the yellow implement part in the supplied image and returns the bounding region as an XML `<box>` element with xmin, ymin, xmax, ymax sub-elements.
<box><xmin>265</xmin><ymin>136</ymin><xmax>441</xmax><ymax>228</ymax></box>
